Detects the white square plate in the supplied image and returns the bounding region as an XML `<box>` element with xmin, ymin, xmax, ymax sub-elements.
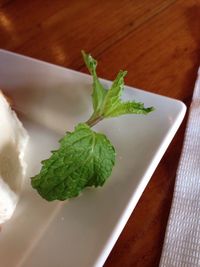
<box><xmin>0</xmin><ymin>50</ymin><xmax>186</xmax><ymax>267</ymax></box>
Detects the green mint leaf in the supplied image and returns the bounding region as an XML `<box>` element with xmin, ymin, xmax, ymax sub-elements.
<box><xmin>104</xmin><ymin>101</ymin><xmax>154</xmax><ymax>117</ymax></box>
<box><xmin>31</xmin><ymin>123</ymin><xmax>115</xmax><ymax>201</ymax></box>
<box><xmin>104</xmin><ymin>70</ymin><xmax>127</xmax><ymax>105</ymax></box>
<box><xmin>82</xmin><ymin>51</ymin><xmax>107</xmax><ymax>114</ymax></box>
<box><xmin>102</xmin><ymin>70</ymin><xmax>127</xmax><ymax>116</ymax></box>
<box><xmin>102</xmin><ymin>70</ymin><xmax>153</xmax><ymax>117</ymax></box>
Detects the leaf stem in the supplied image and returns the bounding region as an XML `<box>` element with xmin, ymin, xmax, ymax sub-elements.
<box><xmin>86</xmin><ymin>115</ymin><xmax>103</xmax><ymax>127</ymax></box>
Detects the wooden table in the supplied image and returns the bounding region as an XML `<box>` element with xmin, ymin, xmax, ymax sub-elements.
<box><xmin>0</xmin><ymin>0</ymin><xmax>199</xmax><ymax>266</ymax></box>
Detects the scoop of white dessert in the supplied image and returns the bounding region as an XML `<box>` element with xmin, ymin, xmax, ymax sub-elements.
<box><xmin>0</xmin><ymin>91</ymin><xmax>29</xmax><ymax>224</ymax></box>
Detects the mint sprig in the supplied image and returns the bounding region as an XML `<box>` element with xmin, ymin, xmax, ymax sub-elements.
<box><xmin>82</xmin><ymin>51</ymin><xmax>154</xmax><ymax>126</ymax></box>
<box><xmin>31</xmin><ymin>51</ymin><xmax>154</xmax><ymax>201</ymax></box>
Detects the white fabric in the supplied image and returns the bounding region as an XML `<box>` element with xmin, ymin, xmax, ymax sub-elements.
<box><xmin>160</xmin><ymin>69</ymin><xmax>200</xmax><ymax>267</ymax></box>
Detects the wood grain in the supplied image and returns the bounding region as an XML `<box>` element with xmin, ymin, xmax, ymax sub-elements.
<box><xmin>0</xmin><ymin>0</ymin><xmax>199</xmax><ymax>266</ymax></box>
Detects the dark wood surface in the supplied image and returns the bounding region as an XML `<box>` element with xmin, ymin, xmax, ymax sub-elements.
<box><xmin>0</xmin><ymin>1</ymin><xmax>199</xmax><ymax>266</ymax></box>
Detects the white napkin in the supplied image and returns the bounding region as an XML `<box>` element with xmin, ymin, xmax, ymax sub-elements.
<box><xmin>159</xmin><ymin>68</ymin><xmax>200</xmax><ymax>267</ymax></box>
